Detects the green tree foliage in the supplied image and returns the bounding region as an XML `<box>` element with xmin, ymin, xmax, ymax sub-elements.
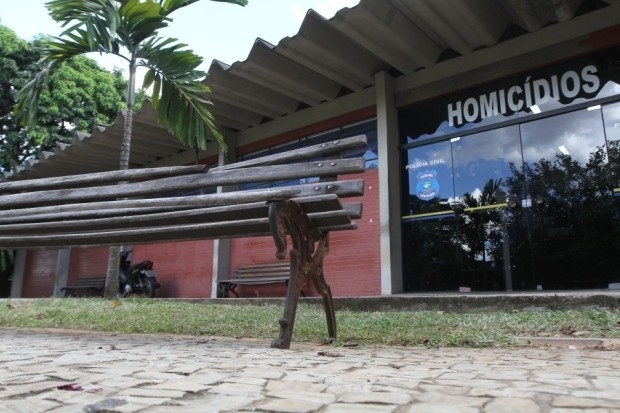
<box><xmin>0</xmin><ymin>25</ymin><xmax>127</xmax><ymax>173</ymax></box>
<box><xmin>0</xmin><ymin>26</ymin><xmax>41</xmax><ymax>173</ymax></box>
<box><xmin>38</xmin><ymin>55</ymin><xmax>127</xmax><ymax>142</ymax></box>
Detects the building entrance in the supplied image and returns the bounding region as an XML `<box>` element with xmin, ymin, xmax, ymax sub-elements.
<box><xmin>401</xmin><ymin>97</ymin><xmax>620</xmax><ymax>292</ymax></box>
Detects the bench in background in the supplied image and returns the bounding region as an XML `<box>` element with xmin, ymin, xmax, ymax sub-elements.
<box><xmin>217</xmin><ymin>261</ymin><xmax>307</xmax><ymax>298</ymax></box>
<box><xmin>61</xmin><ymin>276</ymin><xmax>105</xmax><ymax>297</ymax></box>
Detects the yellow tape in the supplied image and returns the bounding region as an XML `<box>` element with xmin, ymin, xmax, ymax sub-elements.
<box><xmin>401</xmin><ymin>210</ymin><xmax>454</xmax><ymax>220</ymax></box>
<box><xmin>402</xmin><ymin>202</ymin><xmax>508</xmax><ymax>220</ymax></box>
<box><xmin>463</xmin><ymin>203</ymin><xmax>508</xmax><ymax>212</ymax></box>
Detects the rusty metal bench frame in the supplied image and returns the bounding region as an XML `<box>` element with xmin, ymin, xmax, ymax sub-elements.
<box><xmin>0</xmin><ymin>135</ymin><xmax>367</xmax><ymax>349</ymax></box>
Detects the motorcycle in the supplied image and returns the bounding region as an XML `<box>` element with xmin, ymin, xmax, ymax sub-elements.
<box><xmin>119</xmin><ymin>250</ymin><xmax>160</xmax><ymax>298</ymax></box>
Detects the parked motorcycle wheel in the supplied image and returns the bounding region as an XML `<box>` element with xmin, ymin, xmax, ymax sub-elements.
<box><xmin>140</xmin><ymin>277</ymin><xmax>157</xmax><ymax>298</ymax></box>
<box><xmin>121</xmin><ymin>276</ymin><xmax>157</xmax><ymax>298</ymax></box>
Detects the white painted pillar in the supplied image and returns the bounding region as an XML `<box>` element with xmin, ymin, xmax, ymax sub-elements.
<box><xmin>210</xmin><ymin>132</ymin><xmax>237</xmax><ymax>298</ymax></box>
<box><xmin>53</xmin><ymin>249</ymin><xmax>71</xmax><ymax>298</ymax></box>
<box><xmin>375</xmin><ymin>71</ymin><xmax>403</xmax><ymax>295</ymax></box>
<box><xmin>10</xmin><ymin>250</ymin><xmax>26</xmax><ymax>298</ymax></box>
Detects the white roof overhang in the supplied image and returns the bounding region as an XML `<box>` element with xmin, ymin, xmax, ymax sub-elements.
<box><xmin>3</xmin><ymin>0</ymin><xmax>619</xmax><ymax>181</ymax></box>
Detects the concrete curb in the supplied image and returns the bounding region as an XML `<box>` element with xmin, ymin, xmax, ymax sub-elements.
<box><xmin>172</xmin><ymin>290</ymin><xmax>620</xmax><ymax>312</ymax></box>
<box><xmin>519</xmin><ymin>336</ymin><xmax>620</xmax><ymax>349</ymax></box>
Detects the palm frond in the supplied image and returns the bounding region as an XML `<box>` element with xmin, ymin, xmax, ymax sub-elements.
<box><xmin>156</xmin><ymin>78</ymin><xmax>224</xmax><ymax>151</ymax></box>
<box><xmin>35</xmin><ymin>0</ymin><xmax>248</xmax><ymax>151</ymax></box>
<box><xmin>137</xmin><ymin>36</ymin><xmax>222</xmax><ymax>150</ymax></box>
<box><xmin>119</xmin><ymin>0</ymin><xmax>170</xmax><ymax>47</ymax></box>
<box><xmin>14</xmin><ymin>62</ymin><xmax>58</xmax><ymax>127</ymax></box>
<box><xmin>46</xmin><ymin>0</ymin><xmax>122</xmax><ymax>54</ymax></box>
<box><xmin>208</xmin><ymin>0</ymin><xmax>248</xmax><ymax>5</ymax></box>
<box><xmin>45</xmin><ymin>0</ymin><xmax>110</xmax><ymax>26</ymax></box>
<box><xmin>160</xmin><ymin>0</ymin><xmax>200</xmax><ymax>14</ymax></box>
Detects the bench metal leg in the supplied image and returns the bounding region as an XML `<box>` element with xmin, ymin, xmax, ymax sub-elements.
<box><xmin>306</xmin><ymin>233</ymin><xmax>336</xmax><ymax>343</ymax></box>
<box><xmin>268</xmin><ymin>200</ymin><xmax>335</xmax><ymax>349</ymax></box>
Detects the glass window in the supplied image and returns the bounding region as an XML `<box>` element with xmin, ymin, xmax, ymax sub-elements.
<box><xmin>452</xmin><ymin>126</ymin><xmax>521</xmax><ymax>206</ymax></box>
<box><xmin>507</xmin><ymin>108</ymin><xmax>616</xmax><ymax>290</ymax></box>
<box><xmin>401</xmin><ymin>81</ymin><xmax>620</xmax><ymax>292</ymax></box>
<box><xmin>403</xmin><ymin>140</ymin><xmax>454</xmax><ymax>217</ymax></box>
<box><xmin>603</xmin><ymin>101</ymin><xmax>620</xmax><ymax>143</ymax></box>
<box><xmin>520</xmin><ymin>108</ymin><xmax>605</xmax><ymax>168</ymax></box>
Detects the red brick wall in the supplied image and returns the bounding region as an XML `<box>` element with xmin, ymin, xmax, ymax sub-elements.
<box><xmin>22</xmin><ymin>250</ymin><xmax>58</xmax><ymax>298</ymax></box>
<box><xmin>323</xmin><ymin>169</ymin><xmax>381</xmax><ymax>297</ymax></box>
<box><xmin>68</xmin><ymin>247</ymin><xmax>109</xmax><ymax>284</ymax></box>
<box><xmin>229</xmin><ymin>168</ymin><xmax>381</xmax><ymax>298</ymax></box>
<box><xmin>64</xmin><ymin>242</ymin><xmax>215</xmax><ymax>298</ymax></box>
<box><xmin>134</xmin><ymin>240</ymin><xmax>214</xmax><ymax>298</ymax></box>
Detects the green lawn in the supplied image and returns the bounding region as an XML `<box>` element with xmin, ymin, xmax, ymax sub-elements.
<box><xmin>1</xmin><ymin>298</ymin><xmax>619</xmax><ymax>347</ymax></box>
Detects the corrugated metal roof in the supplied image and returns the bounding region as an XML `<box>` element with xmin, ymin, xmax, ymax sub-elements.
<box><xmin>5</xmin><ymin>104</ymin><xmax>190</xmax><ymax>181</ymax></box>
<box><xmin>3</xmin><ymin>0</ymin><xmax>618</xmax><ymax>181</ymax></box>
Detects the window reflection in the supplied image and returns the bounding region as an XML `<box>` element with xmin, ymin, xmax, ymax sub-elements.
<box><xmin>520</xmin><ymin>108</ymin><xmax>605</xmax><ymax>167</ymax></box>
<box><xmin>603</xmin><ymin>101</ymin><xmax>620</xmax><ymax>142</ymax></box>
<box><xmin>452</xmin><ymin>127</ymin><xmax>521</xmax><ymax>202</ymax></box>
<box><xmin>402</xmin><ymin>102</ymin><xmax>620</xmax><ymax>292</ymax></box>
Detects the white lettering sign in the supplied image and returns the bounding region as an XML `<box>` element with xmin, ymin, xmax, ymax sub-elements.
<box><xmin>405</xmin><ymin>158</ymin><xmax>446</xmax><ymax>170</ymax></box>
<box><xmin>447</xmin><ymin>65</ymin><xmax>601</xmax><ymax>127</ymax></box>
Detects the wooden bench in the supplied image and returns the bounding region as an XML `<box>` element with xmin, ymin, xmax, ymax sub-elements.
<box><xmin>0</xmin><ymin>134</ymin><xmax>367</xmax><ymax>349</ymax></box>
<box><xmin>61</xmin><ymin>276</ymin><xmax>106</xmax><ymax>297</ymax></box>
<box><xmin>218</xmin><ymin>261</ymin><xmax>306</xmax><ymax>298</ymax></box>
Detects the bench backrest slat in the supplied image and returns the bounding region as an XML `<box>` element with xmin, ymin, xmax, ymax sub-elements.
<box><xmin>1</xmin><ymin>158</ymin><xmax>365</xmax><ymax>209</ymax></box>
<box><xmin>0</xmin><ymin>196</ymin><xmax>358</xmax><ymax>236</ymax></box>
<box><xmin>235</xmin><ymin>262</ymin><xmax>290</xmax><ymax>279</ymax></box>
<box><xmin>0</xmin><ymin>179</ymin><xmax>364</xmax><ymax>222</ymax></box>
<box><xmin>0</xmin><ymin>134</ymin><xmax>367</xmax><ymax>192</ymax></box>
<box><xmin>71</xmin><ymin>277</ymin><xmax>106</xmax><ymax>287</ymax></box>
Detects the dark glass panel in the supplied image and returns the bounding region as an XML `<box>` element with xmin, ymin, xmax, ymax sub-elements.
<box><xmin>510</xmin><ymin>109</ymin><xmax>616</xmax><ymax>290</ymax></box>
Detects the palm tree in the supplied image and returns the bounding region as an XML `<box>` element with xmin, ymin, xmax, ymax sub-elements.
<box><xmin>14</xmin><ymin>0</ymin><xmax>247</xmax><ymax>297</ymax></box>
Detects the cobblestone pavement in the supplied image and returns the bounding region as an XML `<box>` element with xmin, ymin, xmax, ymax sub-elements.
<box><xmin>1</xmin><ymin>328</ymin><xmax>619</xmax><ymax>412</ymax></box>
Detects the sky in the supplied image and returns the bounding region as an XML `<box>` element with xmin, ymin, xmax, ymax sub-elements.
<box><xmin>0</xmin><ymin>0</ymin><xmax>360</xmax><ymax>74</ymax></box>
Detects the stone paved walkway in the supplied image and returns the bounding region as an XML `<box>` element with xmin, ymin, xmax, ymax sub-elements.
<box><xmin>0</xmin><ymin>328</ymin><xmax>619</xmax><ymax>412</ymax></box>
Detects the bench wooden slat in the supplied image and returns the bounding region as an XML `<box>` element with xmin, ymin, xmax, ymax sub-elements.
<box><xmin>1</xmin><ymin>159</ymin><xmax>365</xmax><ymax>208</ymax></box>
<box><xmin>0</xmin><ymin>217</ymin><xmax>358</xmax><ymax>249</ymax></box>
<box><xmin>0</xmin><ymin>134</ymin><xmax>367</xmax><ymax>192</ymax></box>
<box><xmin>0</xmin><ymin>179</ymin><xmax>364</xmax><ymax>223</ymax></box>
<box><xmin>0</xmin><ymin>165</ymin><xmax>208</xmax><ymax>193</ymax></box>
<box><xmin>0</xmin><ymin>194</ymin><xmax>348</xmax><ymax>230</ymax></box>
<box><xmin>0</xmin><ymin>194</ymin><xmax>361</xmax><ymax>250</ymax></box>
<box><xmin>220</xmin><ymin>276</ymin><xmax>289</xmax><ymax>285</ymax></box>
<box><xmin>235</xmin><ymin>262</ymin><xmax>290</xmax><ymax>278</ymax></box>
<box><xmin>217</xmin><ymin>262</ymin><xmax>296</xmax><ymax>298</ymax></box>
<box><xmin>217</xmin><ymin>134</ymin><xmax>368</xmax><ymax>171</ymax></box>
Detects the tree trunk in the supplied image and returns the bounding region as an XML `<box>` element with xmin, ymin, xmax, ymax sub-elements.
<box><xmin>104</xmin><ymin>56</ymin><xmax>137</xmax><ymax>298</ymax></box>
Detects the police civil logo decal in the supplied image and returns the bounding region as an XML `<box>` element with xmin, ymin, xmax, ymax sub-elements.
<box><xmin>415</xmin><ymin>170</ymin><xmax>439</xmax><ymax>201</ymax></box>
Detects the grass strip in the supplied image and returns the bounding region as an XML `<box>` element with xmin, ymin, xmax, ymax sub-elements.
<box><xmin>1</xmin><ymin>298</ymin><xmax>619</xmax><ymax>348</ymax></box>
